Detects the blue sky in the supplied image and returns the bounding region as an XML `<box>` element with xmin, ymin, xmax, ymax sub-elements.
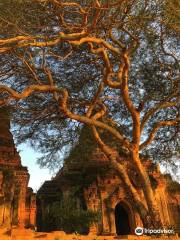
<box><xmin>17</xmin><ymin>143</ymin><xmax>53</xmax><ymax>192</ymax></box>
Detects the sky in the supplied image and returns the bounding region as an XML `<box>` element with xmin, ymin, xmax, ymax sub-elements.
<box><xmin>17</xmin><ymin>143</ymin><xmax>53</xmax><ymax>192</ymax></box>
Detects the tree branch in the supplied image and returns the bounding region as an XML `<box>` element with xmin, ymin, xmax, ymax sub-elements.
<box><xmin>59</xmin><ymin>89</ymin><xmax>131</xmax><ymax>150</ymax></box>
<box><xmin>86</xmin><ymin>82</ymin><xmax>104</xmax><ymax>117</ymax></box>
<box><xmin>70</xmin><ymin>37</ymin><xmax>120</xmax><ymax>55</ymax></box>
<box><xmin>0</xmin><ymin>31</ymin><xmax>87</xmax><ymax>53</ymax></box>
<box><xmin>91</xmin><ymin>125</ymin><xmax>148</xmax><ymax>220</ymax></box>
<box><xmin>140</xmin><ymin>117</ymin><xmax>180</xmax><ymax>149</ymax></box>
<box><xmin>0</xmin><ymin>84</ymin><xmax>62</xmax><ymax>105</ymax></box>
<box><xmin>120</xmin><ymin>51</ymin><xmax>140</xmax><ymax>144</ymax></box>
<box><xmin>141</xmin><ymin>98</ymin><xmax>180</xmax><ymax>132</ymax></box>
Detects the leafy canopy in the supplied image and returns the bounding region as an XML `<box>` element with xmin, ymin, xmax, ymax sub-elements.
<box><xmin>0</xmin><ymin>0</ymin><xmax>179</xmax><ymax>172</ymax></box>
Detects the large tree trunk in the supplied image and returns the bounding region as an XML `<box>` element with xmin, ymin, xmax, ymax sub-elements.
<box><xmin>131</xmin><ymin>148</ymin><xmax>163</xmax><ymax>228</ymax></box>
<box><xmin>90</xmin><ymin>126</ymin><xmax>162</xmax><ymax>228</ymax></box>
<box><xmin>112</xmin><ymin>160</ymin><xmax>153</xmax><ymax>228</ymax></box>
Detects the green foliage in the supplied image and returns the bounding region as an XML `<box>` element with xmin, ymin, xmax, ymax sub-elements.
<box><xmin>44</xmin><ymin>196</ymin><xmax>100</xmax><ymax>234</ymax></box>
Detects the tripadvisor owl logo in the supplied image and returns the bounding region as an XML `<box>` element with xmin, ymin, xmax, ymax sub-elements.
<box><xmin>135</xmin><ymin>227</ymin><xmax>143</xmax><ymax>236</ymax></box>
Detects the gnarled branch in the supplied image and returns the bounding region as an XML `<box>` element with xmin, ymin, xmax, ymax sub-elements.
<box><xmin>141</xmin><ymin>98</ymin><xmax>180</xmax><ymax>132</ymax></box>
<box><xmin>59</xmin><ymin>89</ymin><xmax>131</xmax><ymax>150</ymax></box>
<box><xmin>0</xmin><ymin>84</ymin><xmax>62</xmax><ymax>105</ymax></box>
<box><xmin>140</xmin><ymin>117</ymin><xmax>180</xmax><ymax>150</ymax></box>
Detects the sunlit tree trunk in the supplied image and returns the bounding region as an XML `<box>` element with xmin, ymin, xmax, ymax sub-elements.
<box><xmin>131</xmin><ymin>148</ymin><xmax>163</xmax><ymax>228</ymax></box>
<box><xmin>111</xmin><ymin>159</ymin><xmax>151</xmax><ymax>228</ymax></box>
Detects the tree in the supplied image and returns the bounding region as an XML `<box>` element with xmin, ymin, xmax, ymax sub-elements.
<box><xmin>0</xmin><ymin>0</ymin><xmax>179</xmax><ymax>228</ymax></box>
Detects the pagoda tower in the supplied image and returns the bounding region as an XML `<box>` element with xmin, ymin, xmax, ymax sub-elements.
<box><xmin>0</xmin><ymin>107</ymin><xmax>36</xmax><ymax>229</ymax></box>
<box><xmin>0</xmin><ymin>107</ymin><xmax>21</xmax><ymax>166</ymax></box>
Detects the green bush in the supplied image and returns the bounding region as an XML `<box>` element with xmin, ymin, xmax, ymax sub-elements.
<box><xmin>44</xmin><ymin>197</ymin><xmax>100</xmax><ymax>234</ymax></box>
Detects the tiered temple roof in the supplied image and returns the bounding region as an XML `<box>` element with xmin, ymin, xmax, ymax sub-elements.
<box><xmin>0</xmin><ymin>107</ymin><xmax>36</xmax><ymax>228</ymax></box>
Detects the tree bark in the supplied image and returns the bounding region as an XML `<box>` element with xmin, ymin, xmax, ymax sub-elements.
<box><xmin>112</xmin><ymin>159</ymin><xmax>153</xmax><ymax>228</ymax></box>
<box><xmin>91</xmin><ymin>125</ymin><xmax>162</xmax><ymax>228</ymax></box>
<box><xmin>131</xmin><ymin>148</ymin><xmax>163</xmax><ymax>228</ymax></box>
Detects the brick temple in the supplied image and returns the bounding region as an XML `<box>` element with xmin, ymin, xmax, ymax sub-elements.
<box><xmin>37</xmin><ymin>127</ymin><xmax>180</xmax><ymax>235</ymax></box>
<box><xmin>0</xmin><ymin>107</ymin><xmax>179</xmax><ymax>236</ymax></box>
<box><xmin>0</xmin><ymin>107</ymin><xmax>36</xmax><ymax>229</ymax></box>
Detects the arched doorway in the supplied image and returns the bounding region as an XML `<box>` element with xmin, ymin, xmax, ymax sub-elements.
<box><xmin>115</xmin><ymin>202</ymin><xmax>131</xmax><ymax>235</ymax></box>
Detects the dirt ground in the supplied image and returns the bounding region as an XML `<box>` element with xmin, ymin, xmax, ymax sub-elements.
<box><xmin>0</xmin><ymin>228</ymin><xmax>179</xmax><ymax>240</ymax></box>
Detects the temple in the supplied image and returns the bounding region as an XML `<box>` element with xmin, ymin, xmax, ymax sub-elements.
<box><xmin>0</xmin><ymin>107</ymin><xmax>36</xmax><ymax>229</ymax></box>
<box><xmin>37</xmin><ymin>127</ymin><xmax>180</xmax><ymax>235</ymax></box>
<box><xmin>0</xmin><ymin>107</ymin><xmax>179</xmax><ymax>236</ymax></box>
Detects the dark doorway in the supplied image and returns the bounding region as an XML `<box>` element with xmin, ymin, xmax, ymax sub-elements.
<box><xmin>115</xmin><ymin>202</ymin><xmax>131</xmax><ymax>235</ymax></box>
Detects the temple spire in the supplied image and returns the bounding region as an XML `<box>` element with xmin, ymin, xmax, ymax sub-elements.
<box><xmin>0</xmin><ymin>107</ymin><xmax>14</xmax><ymax>142</ymax></box>
<box><xmin>0</xmin><ymin>107</ymin><xmax>21</xmax><ymax>166</ymax></box>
